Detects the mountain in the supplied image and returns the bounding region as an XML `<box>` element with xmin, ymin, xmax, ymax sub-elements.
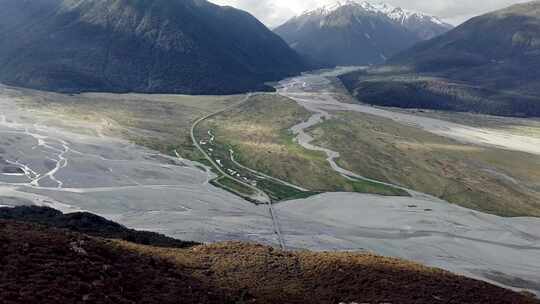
<box><xmin>390</xmin><ymin>1</ymin><xmax>540</xmax><ymax>95</ymax></box>
<box><xmin>0</xmin><ymin>0</ymin><xmax>307</xmax><ymax>94</ymax></box>
<box><xmin>341</xmin><ymin>1</ymin><xmax>540</xmax><ymax>117</ymax></box>
<box><xmin>274</xmin><ymin>1</ymin><xmax>452</xmax><ymax>67</ymax></box>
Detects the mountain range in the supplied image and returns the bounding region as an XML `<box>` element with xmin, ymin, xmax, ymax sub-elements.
<box><xmin>274</xmin><ymin>1</ymin><xmax>452</xmax><ymax>67</ymax></box>
<box><xmin>1</xmin><ymin>0</ymin><xmax>538</xmax><ymax>115</ymax></box>
<box><xmin>0</xmin><ymin>0</ymin><xmax>306</xmax><ymax>94</ymax></box>
<box><xmin>341</xmin><ymin>1</ymin><xmax>540</xmax><ymax>117</ymax></box>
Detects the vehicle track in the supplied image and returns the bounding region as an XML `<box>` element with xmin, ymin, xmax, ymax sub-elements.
<box><xmin>229</xmin><ymin>149</ymin><xmax>308</xmax><ymax>192</ymax></box>
<box><xmin>189</xmin><ymin>94</ymin><xmax>271</xmax><ymax>203</ymax></box>
<box><xmin>189</xmin><ymin>94</ymin><xmax>287</xmax><ymax>249</ymax></box>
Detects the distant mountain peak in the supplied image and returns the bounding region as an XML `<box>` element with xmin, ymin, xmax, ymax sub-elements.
<box><xmin>275</xmin><ymin>0</ymin><xmax>453</xmax><ymax>67</ymax></box>
<box><xmin>299</xmin><ymin>0</ymin><xmax>450</xmax><ymax>29</ymax></box>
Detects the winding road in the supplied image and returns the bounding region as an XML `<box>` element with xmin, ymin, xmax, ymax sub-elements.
<box><xmin>189</xmin><ymin>93</ymin><xmax>287</xmax><ymax>249</ymax></box>
<box><xmin>189</xmin><ymin>93</ymin><xmax>270</xmax><ymax>204</ymax></box>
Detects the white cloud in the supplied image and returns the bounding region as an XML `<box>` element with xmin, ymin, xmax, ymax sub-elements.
<box><xmin>210</xmin><ymin>0</ymin><xmax>532</xmax><ymax>27</ymax></box>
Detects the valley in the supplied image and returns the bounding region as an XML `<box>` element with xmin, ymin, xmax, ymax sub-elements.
<box><xmin>1</xmin><ymin>68</ymin><xmax>540</xmax><ymax>295</ymax></box>
<box><xmin>277</xmin><ymin>68</ymin><xmax>540</xmax><ymax>215</ymax></box>
<box><xmin>195</xmin><ymin>93</ymin><xmax>406</xmax><ymax>199</ymax></box>
<box><xmin>1</xmin><ymin>0</ymin><xmax>539</xmax><ymax>302</ymax></box>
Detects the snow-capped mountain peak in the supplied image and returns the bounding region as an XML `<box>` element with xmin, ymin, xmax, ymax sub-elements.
<box><xmin>301</xmin><ymin>1</ymin><xmax>449</xmax><ymax>28</ymax></box>
<box><xmin>274</xmin><ymin>0</ymin><xmax>454</xmax><ymax>67</ymax></box>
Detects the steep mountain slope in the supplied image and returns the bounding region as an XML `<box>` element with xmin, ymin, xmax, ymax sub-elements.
<box><xmin>0</xmin><ymin>0</ymin><xmax>306</xmax><ymax>94</ymax></box>
<box><xmin>1</xmin><ymin>217</ymin><xmax>538</xmax><ymax>304</ymax></box>
<box><xmin>390</xmin><ymin>0</ymin><xmax>540</xmax><ymax>95</ymax></box>
<box><xmin>274</xmin><ymin>1</ymin><xmax>452</xmax><ymax>67</ymax></box>
<box><xmin>341</xmin><ymin>1</ymin><xmax>540</xmax><ymax>117</ymax></box>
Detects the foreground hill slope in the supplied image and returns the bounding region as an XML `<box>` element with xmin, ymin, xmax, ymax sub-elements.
<box><xmin>1</xmin><ymin>208</ymin><xmax>538</xmax><ymax>304</ymax></box>
<box><xmin>0</xmin><ymin>206</ymin><xmax>198</xmax><ymax>248</ymax></box>
<box><xmin>340</xmin><ymin>1</ymin><xmax>540</xmax><ymax>117</ymax></box>
<box><xmin>0</xmin><ymin>0</ymin><xmax>306</xmax><ymax>94</ymax></box>
<box><xmin>0</xmin><ymin>221</ymin><xmax>226</xmax><ymax>304</ymax></box>
<box><xmin>274</xmin><ymin>1</ymin><xmax>452</xmax><ymax>67</ymax></box>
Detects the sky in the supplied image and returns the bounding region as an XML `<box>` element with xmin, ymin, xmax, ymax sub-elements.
<box><xmin>210</xmin><ymin>0</ymin><xmax>532</xmax><ymax>27</ymax></box>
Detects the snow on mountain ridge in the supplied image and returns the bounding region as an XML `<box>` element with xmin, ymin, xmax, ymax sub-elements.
<box><xmin>300</xmin><ymin>0</ymin><xmax>448</xmax><ymax>27</ymax></box>
<box><xmin>274</xmin><ymin>0</ymin><xmax>454</xmax><ymax>67</ymax></box>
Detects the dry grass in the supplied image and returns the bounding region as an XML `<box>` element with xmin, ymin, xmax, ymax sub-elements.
<box><xmin>0</xmin><ymin>221</ymin><xmax>227</xmax><ymax>304</ymax></box>
<box><xmin>200</xmin><ymin>94</ymin><xmax>405</xmax><ymax>195</ymax></box>
<box><xmin>115</xmin><ymin>240</ymin><xmax>540</xmax><ymax>304</ymax></box>
<box><xmin>7</xmin><ymin>86</ymin><xmax>238</xmax><ymax>158</ymax></box>
<box><xmin>2</xmin><ymin>220</ymin><xmax>537</xmax><ymax>304</ymax></box>
<box><xmin>309</xmin><ymin>110</ymin><xmax>540</xmax><ymax>217</ymax></box>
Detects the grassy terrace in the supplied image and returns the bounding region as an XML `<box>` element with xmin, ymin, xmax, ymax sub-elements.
<box><xmin>210</xmin><ymin>176</ymin><xmax>257</xmax><ymax>201</ymax></box>
<box><xmin>12</xmin><ymin>88</ymin><xmax>239</xmax><ymax>160</ymax></box>
<box><xmin>197</xmin><ymin>94</ymin><xmax>407</xmax><ymax>199</ymax></box>
<box><xmin>194</xmin><ymin>126</ymin><xmax>320</xmax><ymax>202</ymax></box>
<box><xmin>308</xmin><ymin>111</ymin><xmax>540</xmax><ymax>217</ymax></box>
<box><xmin>11</xmin><ymin>87</ymin><xmax>410</xmax><ymax>202</ymax></box>
<box><xmin>12</xmin><ymin>88</ymin><xmax>325</xmax><ymax>202</ymax></box>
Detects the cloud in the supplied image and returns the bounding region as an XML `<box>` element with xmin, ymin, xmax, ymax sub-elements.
<box><xmin>211</xmin><ymin>0</ymin><xmax>318</xmax><ymax>27</ymax></box>
<box><xmin>210</xmin><ymin>0</ymin><xmax>532</xmax><ymax>27</ymax></box>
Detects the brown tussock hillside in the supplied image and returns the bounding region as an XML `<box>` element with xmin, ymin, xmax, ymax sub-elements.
<box><xmin>1</xmin><ymin>220</ymin><xmax>537</xmax><ymax>304</ymax></box>
<box><xmin>118</xmin><ymin>241</ymin><xmax>539</xmax><ymax>304</ymax></box>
